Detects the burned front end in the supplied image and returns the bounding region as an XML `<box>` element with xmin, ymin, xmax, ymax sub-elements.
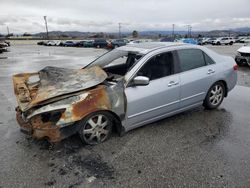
<box><xmin>13</xmin><ymin>66</ymin><xmax>125</xmax><ymax>142</ymax></box>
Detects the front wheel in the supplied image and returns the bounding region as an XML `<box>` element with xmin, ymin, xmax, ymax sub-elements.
<box><xmin>78</xmin><ymin>111</ymin><xmax>113</xmax><ymax>145</ymax></box>
<box><xmin>247</xmin><ymin>61</ymin><xmax>250</xmax><ymax>67</ymax></box>
<box><xmin>203</xmin><ymin>82</ymin><xmax>225</xmax><ymax>109</ymax></box>
<box><xmin>236</xmin><ymin>60</ymin><xmax>244</xmax><ymax>66</ymax></box>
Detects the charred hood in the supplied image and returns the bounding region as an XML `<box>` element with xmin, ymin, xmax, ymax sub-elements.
<box><xmin>13</xmin><ymin>66</ymin><xmax>107</xmax><ymax>111</ymax></box>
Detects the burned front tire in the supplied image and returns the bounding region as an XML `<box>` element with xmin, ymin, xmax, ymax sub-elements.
<box><xmin>78</xmin><ymin>111</ymin><xmax>113</xmax><ymax>145</ymax></box>
<box><xmin>203</xmin><ymin>82</ymin><xmax>225</xmax><ymax>109</ymax></box>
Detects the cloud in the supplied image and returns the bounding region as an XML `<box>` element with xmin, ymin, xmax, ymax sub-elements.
<box><xmin>0</xmin><ymin>0</ymin><xmax>249</xmax><ymax>33</ymax></box>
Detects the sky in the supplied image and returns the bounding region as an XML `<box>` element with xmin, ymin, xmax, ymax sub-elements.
<box><xmin>0</xmin><ymin>0</ymin><xmax>250</xmax><ymax>34</ymax></box>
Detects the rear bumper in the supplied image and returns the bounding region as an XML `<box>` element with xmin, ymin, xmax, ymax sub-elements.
<box><xmin>235</xmin><ymin>55</ymin><xmax>250</xmax><ymax>64</ymax></box>
<box><xmin>16</xmin><ymin>107</ymin><xmax>78</xmax><ymax>143</ymax></box>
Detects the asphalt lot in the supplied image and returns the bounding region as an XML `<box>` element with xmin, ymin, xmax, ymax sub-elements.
<box><xmin>0</xmin><ymin>43</ymin><xmax>250</xmax><ymax>188</ymax></box>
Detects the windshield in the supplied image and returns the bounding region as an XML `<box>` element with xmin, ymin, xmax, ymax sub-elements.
<box><xmin>87</xmin><ymin>48</ymin><xmax>142</xmax><ymax>68</ymax></box>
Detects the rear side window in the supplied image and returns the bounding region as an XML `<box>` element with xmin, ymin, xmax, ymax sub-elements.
<box><xmin>177</xmin><ymin>49</ymin><xmax>206</xmax><ymax>72</ymax></box>
<box><xmin>203</xmin><ymin>52</ymin><xmax>215</xmax><ymax>65</ymax></box>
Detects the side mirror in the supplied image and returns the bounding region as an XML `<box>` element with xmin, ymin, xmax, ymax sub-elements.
<box><xmin>133</xmin><ymin>76</ymin><xmax>149</xmax><ymax>86</ymax></box>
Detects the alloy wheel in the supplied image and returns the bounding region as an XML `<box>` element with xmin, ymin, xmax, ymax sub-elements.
<box><xmin>209</xmin><ymin>85</ymin><xmax>224</xmax><ymax>106</ymax></box>
<box><xmin>82</xmin><ymin>114</ymin><xmax>110</xmax><ymax>144</ymax></box>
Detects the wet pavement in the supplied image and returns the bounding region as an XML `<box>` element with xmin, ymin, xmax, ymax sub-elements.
<box><xmin>0</xmin><ymin>44</ymin><xmax>250</xmax><ymax>188</ymax></box>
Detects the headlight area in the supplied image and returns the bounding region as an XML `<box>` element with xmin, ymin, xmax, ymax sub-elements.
<box><xmin>30</xmin><ymin>109</ymin><xmax>66</xmax><ymax>129</ymax></box>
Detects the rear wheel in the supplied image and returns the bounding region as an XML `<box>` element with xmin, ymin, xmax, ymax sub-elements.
<box><xmin>78</xmin><ymin>111</ymin><xmax>113</xmax><ymax>145</ymax></box>
<box><xmin>229</xmin><ymin>41</ymin><xmax>233</xmax><ymax>45</ymax></box>
<box><xmin>203</xmin><ymin>82</ymin><xmax>225</xmax><ymax>109</ymax></box>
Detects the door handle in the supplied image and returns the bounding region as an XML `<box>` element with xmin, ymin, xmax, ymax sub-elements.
<box><xmin>168</xmin><ymin>81</ymin><xmax>179</xmax><ymax>87</ymax></box>
<box><xmin>207</xmin><ymin>69</ymin><xmax>215</xmax><ymax>74</ymax></box>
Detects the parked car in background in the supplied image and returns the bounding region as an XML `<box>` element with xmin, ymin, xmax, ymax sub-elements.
<box><xmin>235</xmin><ymin>42</ymin><xmax>250</xmax><ymax>66</ymax></box>
<box><xmin>240</xmin><ymin>37</ymin><xmax>250</xmax><ymax>43</ymax></box>
<box><xmin>178</xmin><ymin>38</ymin><xmax>198</xmax><ymax>45</ymax></box>
<box><xmin>75</xmin><ymin>40</ymin><xmax>85</xmax><ymax>47</ymax></box>
<box><xmin>93</xmin><ymin>39</ymin><xmax>108</xmax><ymax>48</ymax></box>
<box><xmin>45</xmin><ymin>41</ymin><xmax>58</xmax><ymax>46</ymax></box>
<box><xmin>0</xmin><ymin>41</ymin><xmax>8</xmax><ymax>48</ymax></box>
<box><xmin>63</xmin><ymin>41</ymin><xmax>76</xmax><ymax>47</ymax></box>
<box><xmin>160</xmin><ymin>37</ymin><xmax>175</xmax><ymax>42</ymax></box>
<box><xmin>128</xmin><ymin>40</ymin><xmax>141</xmax><ymax>44</ymax></box>
<box><xmin>235</xmin><ymin>37</ymin><xmax>245</xmax><ymax>43</ymax></box>
<box><xmin>0</xmin><ymin>47</ymin><xmax>7</xmax><ymax>53</ymax></box>
<box><xmin>13</xmin><ymin>42</ymin><xmax>237</xmax><ymax>145</ymax></box>
<box><xmin>4</xmin><ymin>41</ymin><xmax>10</xmax><ymax>46</ymax></box>
<box><xmin>71</xmin><ymin>40</ymin><xmax>94</xmax><ymax>48</ymax></box>
<box><xmin>201</xmin><ymin>38</ymin><xmax>211</xmax><ymax>45</ymax></box>
<box><xmin>83</xmin><ymin>40</ymin><xmax>94</xmax><ymax>47</ymax></box>
<box><xmin>197</xmin><ymin>38</ymin><xmax>203</xmax><ymax>45</ymax></box>
<box><xmin>0</xmin><ymin>41</ymin><xmax>9</xmax><ymax>53</ymax></box>
<box><xmin>212</xmin><ymin>37</ymin><xmax>235</xmax><ymax>45</ymax></box>
<box><xmin>207</xmin><ymin>38</ymin><xmax>216</xmax><ymax>44</ymax></box>
<box><xmin>37</xmin><ymin>41</ymin><xmax>46</xmax><ymax>45</ymax></box>
<box><xmin>107</xmin><ymin>39</ymin><xmax>128</xmax><ymax>49</ymax></box>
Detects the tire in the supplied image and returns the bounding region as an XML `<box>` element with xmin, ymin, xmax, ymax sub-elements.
<box><xmin>247</xmin><ymin>61</ymin><xmax>250</xmax><ymax>67</ymax></box>
<box><xmin>78</xmin><ymin>111</ymin><xmax>113</xmax><ymax>145</ymax></box>
<box><xmin>203</xmin><ymin>82</ymin><xmax>225</xmax><ymax>109</ymax></box>
<box><xmin>97</xmin><ymin>45</ymin><xmax>100</xmax><ymax>48</ymax></box>
<box><xmin>114</xmin><ymin>45</ymin><xmax>119</xmax><ymax>48</ymax></box>
<box><xmin>236</xmin><ymin>60</ymin><xmax>244</xmax><ymax>66</ymax></box>
<box><xmin>229</xmin><ymin>41</ymin><xmax>233</xmax><ymax>45</ymax></box>
<box><xmin>217</xmin><ymin>42</ymin><xmax>221</xmax><ymax>45</ymax></box>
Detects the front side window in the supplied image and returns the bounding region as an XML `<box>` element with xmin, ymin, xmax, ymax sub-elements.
<box><xmin>137</xmin><ymin>52</ymin><xmax>174</xmax><ymax>80</ymax></box>
<box><xmin>177</xmin><ymin>49</ymin><xmax>206</xmax><ymax>72</ymax></box>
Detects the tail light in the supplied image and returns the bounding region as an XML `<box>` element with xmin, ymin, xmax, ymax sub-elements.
<box><xmin>233</xmin><ymin>64</ymin><xmax>238</xmax><ymax>71</ymax></box>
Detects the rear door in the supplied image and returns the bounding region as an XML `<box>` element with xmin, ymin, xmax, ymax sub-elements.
<box><xmin>177</xmin><ymin>49</ymin><xmax>216</xmax><ymax>108</ymax></box>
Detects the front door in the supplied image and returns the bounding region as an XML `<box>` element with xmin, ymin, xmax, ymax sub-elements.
<box><xmin>125</xmin><ymin>51</ymin><xmax>180</xmax><ymax>128</ymax></box>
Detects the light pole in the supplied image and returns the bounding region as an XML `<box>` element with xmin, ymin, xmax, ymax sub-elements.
<box><xmin>190</xmin><ymin>26</ymin><xmax>192</xmax><ymax>38</ymax></box>
<box><xmin>7</xmin><ymin>26</ymin><xmax>10</xmax><ymax>36</ymax></box>
<box><xmin>172</xmin><ymin>24</ymin><xmax>175</xmax><ymax>39</ymax></box>
<box><xmin>118</xmin><ymin>23</ymin><xmax>121</xmax><ymax>39</ymax></box>
<box><xmin>187</xmin><ymin>25</ymin><xmax>192</xmax><ymax>38</ymax></box>
<box><xmin>43</xmin><ymin>16</ymin><xmax>49</xmax><ymax>40</ymax></box>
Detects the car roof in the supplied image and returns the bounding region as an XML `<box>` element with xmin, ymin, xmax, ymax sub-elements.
<box><xmin>118</xmin><ymin>42</ymin><xmax>188</xmax><ymax>54</ymax></box>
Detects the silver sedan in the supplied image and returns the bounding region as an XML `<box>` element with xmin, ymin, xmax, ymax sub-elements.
<box><xmin>13</xmin><ymin>42</ymin><xmax>238</xmax><ymax>145</ymax></box>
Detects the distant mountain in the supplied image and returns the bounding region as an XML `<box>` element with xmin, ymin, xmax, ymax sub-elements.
<box><xmin>231</xmin><ymin>27</ymin><xmax>250</xmax><ymax>33</ymax></box>
<box><xmin>32</xmin><ymin>27</ymin><xmax>250</xmax><ymax>38</ymax></box>
<box><xmin>34</xmin><ymin>31</ymin><xmax>90</xmax><ymax>37</ymax></box>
